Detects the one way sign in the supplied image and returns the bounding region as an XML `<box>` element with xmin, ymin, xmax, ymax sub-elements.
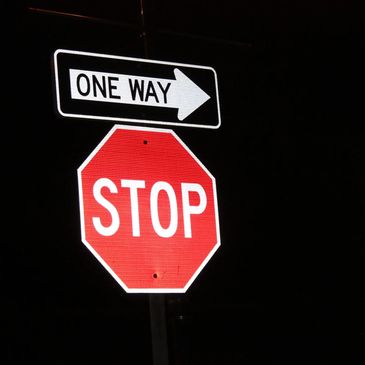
<box><xmin>54</xmin><ymin>49</ymin><xmax>221</xmax><ymax>129</ymax></box>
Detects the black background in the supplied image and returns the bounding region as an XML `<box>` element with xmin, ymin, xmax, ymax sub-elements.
<box><xmin>3</xmin><ymin>1</ymin><xmax>362</xmax><ymax>364</ymax></box>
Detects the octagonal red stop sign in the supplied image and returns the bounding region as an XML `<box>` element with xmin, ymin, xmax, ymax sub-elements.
<box><xmin>78</xmin><ymin>125</ymin><xmax>220</xmax><ymax>293</ymax></box>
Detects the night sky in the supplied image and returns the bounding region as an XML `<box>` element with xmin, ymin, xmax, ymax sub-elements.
<box><xmin>3</xmin><ymin>2</ymin><xmax>362</xmax><ymax>364</ymax></box>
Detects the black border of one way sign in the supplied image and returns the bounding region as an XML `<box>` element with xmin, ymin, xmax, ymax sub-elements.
<box><xmin>53</xmin><ymin>49</ymin><xmax>221</xmax><ymax>129</ymax></box>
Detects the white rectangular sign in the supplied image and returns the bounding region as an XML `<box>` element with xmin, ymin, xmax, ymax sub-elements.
<box><xmin>54</xmin><ymin>49</ymin><xmax>221</xmax><ymax>129</ymax></box>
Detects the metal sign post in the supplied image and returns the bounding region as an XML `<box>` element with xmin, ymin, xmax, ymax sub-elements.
<box><xmin>149</xmin><ymin>294</ymin><xmax>169</xmax><ymax>365</ymax></box>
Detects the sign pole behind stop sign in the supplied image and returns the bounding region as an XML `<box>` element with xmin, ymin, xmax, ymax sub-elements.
<box><xmin>78</xmin><ymin>125</ymin><xmax>220</xmax><ymax>293</ymax></box>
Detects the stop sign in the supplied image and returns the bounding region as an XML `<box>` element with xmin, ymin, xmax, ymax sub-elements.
<box><xmin>78</xmin><ymin>125</ymin><xmax>220</xmax><ymax>293</ymax></box>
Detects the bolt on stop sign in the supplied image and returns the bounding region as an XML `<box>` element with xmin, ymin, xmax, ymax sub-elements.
<box><xmin>78</xmin><ymin>125</ymin><xmax>220</xmax><ymax>293</ymax></box>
